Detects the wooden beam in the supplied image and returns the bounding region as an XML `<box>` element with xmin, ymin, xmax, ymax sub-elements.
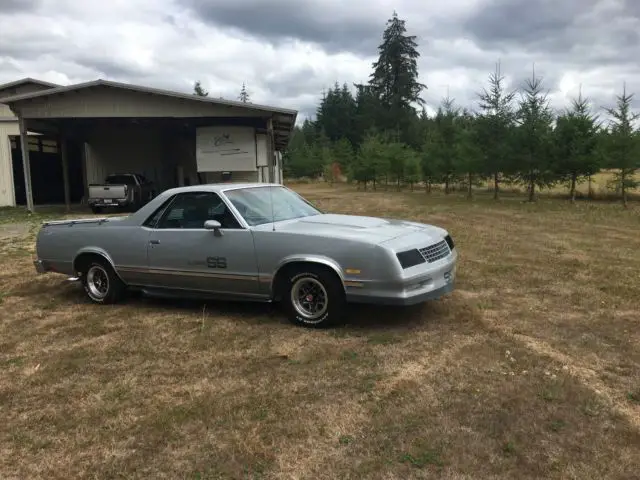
<box><xmin>60</xmin><ymin>136</ymin><xmax>71</xmax><ymax>212</ymax></box>
<box><xmin>18</xmin><ymin>116</ymin><xmax>34</xmax><ymax>211</ymax></box>
<box><xmin>266</xmin><ymin>118</ymin><xmax>275</xmax><ymax>182</ymax></box>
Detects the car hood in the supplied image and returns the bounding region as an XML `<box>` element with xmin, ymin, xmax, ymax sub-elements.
<box><xmin>270</xmin><ymin>214</ymin><xmax>445</xmax><ymax>244</ymax></box>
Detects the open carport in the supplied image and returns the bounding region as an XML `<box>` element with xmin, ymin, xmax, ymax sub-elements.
<box><xmin>2</xmin><ymin>79</ymin><xmax>297</xmax><ymax>211</ymax></box>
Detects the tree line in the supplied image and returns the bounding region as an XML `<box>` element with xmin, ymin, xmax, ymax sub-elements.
<box><xmin>283</xmin><ymin>12</ymin><xmax>640</xmax><ymax>207</ymax></box>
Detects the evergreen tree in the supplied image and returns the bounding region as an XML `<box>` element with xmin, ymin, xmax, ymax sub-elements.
<box><xmin>427</xmin><ymin>97</ymin><xmax>461</xmax><ymax>194</ymax></box>
<box><xmin>419</xmin><ymin>135</ymin><xmax>440</xmax><ymax>194</ymax></box>
<box><xmin>476</xmin><ymin>62</ymin><xmax>517</xmax><ymax>199</ymax></box>
<box><xmin>282</xmin><ymin>126</ymin><xmax>306</xmax><ymax>178</ymax></box>
<box><xmin>332</xmin><ymin>137</ymin><xmax>355</xmax><ymax>173</ymax></box>
<box><xmin>193</xmin><ymin>80</ymin><xmax>208</xmax><ymax>97</ymax></box>
<box><xmin>513</xmin><ymin>69</ymin><xmax>556</xmax><ymax>201</ymax></box>
<box><xmin>353</xmin><ymin>83</ymin><xmax>382</xmax><ymax>147</ymax></box>
<box><xmin>404</xmin><ymin>152</ymin><xmax>421</xmax><ymax>191</ymax></box>
<box><xmin>282</xmin><ymin>124</ymin><xmax>325</xmax><ymax>178</ymax></box>
<box><xmin>239</xmin><ymin>82</ymin><xmax>250</xmax><ymax>102</ymax></box>
<box><xmin>603</xmin><ymin>84</ymin><xmax>640</xmax><ymax>208</ymax></box>
<box><xmin>368</xmin><ymin>12</ymin><xmax>426</xmax><ymax>142</ymax></box>
<box><xmin>351</xmin><ymin>132</ymin><xmax>388</xmax><ymax>190</ymax></box>
<box><xmin>455</xmin><ymin>110</ymin><xmax>484</xmax><ymax>199</ymax></box>
<box><xmin>385</xmin><ymin>142</ymin><xmax>411</xmax><ymax>190</ymax></box>
<box><xmin>316</xmin><ymin>83</ymin><xmax>357</xmax><ymax>144</ymax></box>
<box><xmin>553</xmin><ymin>90</ymin><xmax>601</xmax><ymax>202</ymax></box>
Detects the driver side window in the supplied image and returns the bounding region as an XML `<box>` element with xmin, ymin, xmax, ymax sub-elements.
<box><xmin>156</xmin><ymin>192</ymin><xmax>242</xmax><ymax>229</ymax></box>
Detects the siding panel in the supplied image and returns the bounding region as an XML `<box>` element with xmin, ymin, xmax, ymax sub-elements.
<box><xmin>0</xmin><ymin>121</ymin><xmax>18</xmax><ymax>206</ymax></box>
<box><xmin>0</xmin><ymin>104</ymin><xmax>15</xmax><ymax>118</ymax></box>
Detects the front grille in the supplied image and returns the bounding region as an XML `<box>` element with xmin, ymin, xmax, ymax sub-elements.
<box><xmin>419</xmin><ymin>240</ymin><xmax>450</xmax><ymax>263</ymax></box>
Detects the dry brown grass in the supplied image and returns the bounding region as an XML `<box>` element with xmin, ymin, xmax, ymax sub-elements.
<box><xmin>1</xmin><ymin>185</ymin><xmax>639</xmax><ymax>479</ymax></box>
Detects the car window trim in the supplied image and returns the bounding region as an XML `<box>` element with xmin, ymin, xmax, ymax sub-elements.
<box><xmin>154</xmin><ymin>191</ymin><xmax>247</xmax><ymax>231</ymax></box>
<box><xmin>142</xmin><ymin>194</ymin><xmax>178</xmax><ymax>229</ymax></box>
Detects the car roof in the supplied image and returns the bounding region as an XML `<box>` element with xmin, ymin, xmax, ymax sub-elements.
<box><xmin>163</xmin><ymin>183</ymin><xmax>283</xmax><ymax>195</ymax></box>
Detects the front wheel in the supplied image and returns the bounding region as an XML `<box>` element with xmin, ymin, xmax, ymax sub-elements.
<box><xmin>283</xmin><ymin>266</ymin><xmax>346</xmax><ymax>328</ymax></box>
<box><xmin>81</xmin><ymin>258</ymin><xmax>126</xmax><ymax>304</ymax></box>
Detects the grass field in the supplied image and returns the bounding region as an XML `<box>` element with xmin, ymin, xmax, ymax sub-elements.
<box><xmin>1</xmin><ymin>184</ymin><xmax>639</xmax><ymax>479</ymax></box>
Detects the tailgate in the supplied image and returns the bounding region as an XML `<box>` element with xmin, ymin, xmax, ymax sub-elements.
<box><xmin>89</xmin><ymin>184</ymin><xmax>127</xmax><ymax>199</ymax></box>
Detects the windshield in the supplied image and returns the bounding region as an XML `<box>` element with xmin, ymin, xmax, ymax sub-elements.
<box><xmin>224</xmin><ymin>186</ymin><xmax>322</xmax><ymax>226</ymax></box>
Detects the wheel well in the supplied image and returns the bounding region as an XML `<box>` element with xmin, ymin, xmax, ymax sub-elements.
<box><xmin>271</xmin><ymin>261</ymin><xmax>344</xmax><ymax>301</ymax></box>
<box><xmin>73</xmin><ymin>252</ymin><xmax>110</xmax><ymax>276</ymax></box>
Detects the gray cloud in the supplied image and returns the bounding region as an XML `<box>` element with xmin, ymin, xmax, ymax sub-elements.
<box><xmin>463</xmin><ymin>0</ymin><xmax>640</xmax><ymax>65</ymax></box>
<box><xmin>261</xmin><ymin>66</ymin><xmax>330</xmax><ymax>98</ymax></box>
<box><xmin>463</xmin><ymin>0</ymin><xmax>595</xmax><ymax>47</ymax></box>
<box><xmin>72</xmin><ymin>55</ymin><xmax>151</xmax><ymax>79</ymax></box>
<box><xmin>177</xmin><ymin>0</ymin><xmax>386</xmax><ymax>55</ymax></box>
<box><xmin>0</xmin><ymin>0</ymin><xmax>41</xmax><ymax>13</ymax></box>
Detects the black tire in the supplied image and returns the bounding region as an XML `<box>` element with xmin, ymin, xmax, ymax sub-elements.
<box><xmin>282</xmin><ymin>265</ymin><xmax>346</xmax><ymax>328</ymax></box>
<box><xmin>80</xmin><ymin>257</ymin><xmax>126</xmax><ymax>304</ymax></box>
<box><xmin>90</xmin><ymin>206</ymin><xmax>102</xmax><ymax>214</ymax></box>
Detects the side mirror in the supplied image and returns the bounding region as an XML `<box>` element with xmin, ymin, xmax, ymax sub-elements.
<box><xmin>204</xmin><ymin>219</ymin><xmax>223</xmax><ymax>236</ymax></box>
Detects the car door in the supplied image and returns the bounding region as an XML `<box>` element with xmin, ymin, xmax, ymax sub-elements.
<box><xmin>145</xmin><ymin>191</ymin><xmax>261</xmax><ymax>297</ymax></box>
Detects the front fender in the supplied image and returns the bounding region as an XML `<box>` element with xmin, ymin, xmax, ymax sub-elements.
<box><xmin>271</xmin><ymin>254</ymin><xmax>346</xmax><ymax>295</ymax></box>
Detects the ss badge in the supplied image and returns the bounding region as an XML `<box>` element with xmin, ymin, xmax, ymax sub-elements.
<box><xmin>206</xmin><ymin>256</ymin><xmax>227</xmax><ymax>269</ymax></box>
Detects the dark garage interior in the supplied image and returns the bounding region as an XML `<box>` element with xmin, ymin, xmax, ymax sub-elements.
<box><xmin>11</xmin><ymin>135</ymin><xmax>84</xmax><ymax>206</ymax></box>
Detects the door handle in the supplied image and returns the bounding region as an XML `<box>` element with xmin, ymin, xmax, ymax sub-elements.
<box><xmin>149</xmin><ymin>239</ymin><xmax>160</xmax><ymax>245</ymax></box>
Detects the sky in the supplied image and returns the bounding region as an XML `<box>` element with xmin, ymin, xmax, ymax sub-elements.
<box><xmin>1</xmin><ymin>0</ymin><xmax>639</xmax><ymax>124</ymax></box>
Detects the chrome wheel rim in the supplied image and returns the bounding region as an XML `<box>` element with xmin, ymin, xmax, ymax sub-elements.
<box><xmin>87</xmin><ymin>265</ymin><xmax>109</xmax><ymax>299</ymax></box>
<box><xmin>291</xmin><ymin>277</ymin><xmax>328</xmax><ymax>323</ymax></box>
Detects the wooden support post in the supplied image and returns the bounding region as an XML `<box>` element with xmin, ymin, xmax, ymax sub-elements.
<box><xmin>266</xmin><ymin>118</ymin><xmax>275</xmax><ymax>183</ymax></box>
<box><xmin>18</xmin><ymin>117</ymin><xmax>34</xmax><ymax>212</ymax></box>
<box><xmin>60</xmin><ymin>136</ymin><xmax>71</xmax><ymax>212</ymax></box>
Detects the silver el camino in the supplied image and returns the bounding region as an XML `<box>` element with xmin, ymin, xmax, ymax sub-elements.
<box><xmin>33</xmin><ymin>183</ymin><xmax>458</xmax><ymax>327</ymax></box>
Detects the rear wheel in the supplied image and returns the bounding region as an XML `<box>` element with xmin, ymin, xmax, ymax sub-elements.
<box><xmin>80</xmin><ymin>257</ymin><xmax>126</xmax><ymax>304</ymax></box>
<box><xmin>282</xmin><ymin>265</ymin><xmax>346</xmax><ymax>328</ymax></box>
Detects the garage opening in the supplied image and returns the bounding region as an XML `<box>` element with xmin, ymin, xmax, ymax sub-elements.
<box><xmin>10</xmin><ymin>135</ymin><xmax>84</xmax><ymax>206</ymax></box>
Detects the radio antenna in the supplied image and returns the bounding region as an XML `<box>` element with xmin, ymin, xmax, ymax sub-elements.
<box><xmin>269</xmin><ymin>183</ymin><xmax>275</xmax><ymax>231</ymax></box>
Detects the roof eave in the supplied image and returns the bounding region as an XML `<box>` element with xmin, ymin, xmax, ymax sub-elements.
<box><xmin>1</xmin><ymin>79</ymin><xmax>298</xmax><ymax>118</ymax></box>
<box><xmin>0</xmin><ymin>77</ymin><xmax>61</xmax><ymax>92</ymax></box>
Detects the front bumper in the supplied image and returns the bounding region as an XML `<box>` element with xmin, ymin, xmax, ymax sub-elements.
<box><xmin>346</xmin><ymin>251</ymin><xmax>457</xmax><ymax>306</ymax></box>
<box><xmin>88</xmin><ymin>199</ymin><xmax>130</xmax><ymax>207</ymax></box>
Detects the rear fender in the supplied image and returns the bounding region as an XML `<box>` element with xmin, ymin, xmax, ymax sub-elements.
<box><xmin>72</xmin><ymin>247</ymin><xmax>125</xmax><ymax>282</ymax></box>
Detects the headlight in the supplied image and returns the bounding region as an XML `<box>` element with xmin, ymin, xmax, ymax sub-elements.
<box><xmin>444</xmin><ymin>234</ymin><xmax>455</xmax><ymax>250</ymax></box>
<box><xmin>396</xmin><ymin>249</ymin><xmax>426</xmax><ymax>269</ymax></box>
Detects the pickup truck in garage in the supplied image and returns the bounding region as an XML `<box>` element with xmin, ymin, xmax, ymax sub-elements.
<box><xmin>88</xmin><ymin>173</ymin><xmax>156</xmax><ymax>213</ymax></box>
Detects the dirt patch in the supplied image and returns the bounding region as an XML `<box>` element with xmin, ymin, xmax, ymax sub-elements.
<box><xmin>0</xmin><ymin>222</ymin><xmax>31</xmax><ymax>241</ymax></box>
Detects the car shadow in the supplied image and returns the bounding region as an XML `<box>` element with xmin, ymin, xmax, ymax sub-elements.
<box><xmin>17</xmin><ymin>279</ymin><xmax>452</xmax><ymax>332</ymax></box>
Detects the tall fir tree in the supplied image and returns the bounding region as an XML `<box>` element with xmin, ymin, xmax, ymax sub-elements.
<box><xmin>315</xmin><ymin>83</ymin><xmax>357</xmax><ymax>144</ymax></box>
<box><xmin>353</xmin><ymin>83</ymin><xmax>382</xmax><ymax>146</ymax></box>
<box><xmin>603</xmin><ymin>84</ymin><xmax>640</xmax><ymax>208</ymax></box>
<box><xmin>239</xmin><ymin>82</ymin><xmax>250</xmax><ymax>102</ymax></box>
<box><xmin>368</xmin><ymin>11</ymin><xmax>426</xmax><ymax>142</ymax></box>
<box><xmin>513</xmin><ymin>69</ymin><xmax>556</xmax><ymax>201</ymax></box>
<box><xmin>553</xmin><ymin>89</ymin><xmax>601</xmax><ymax>202</ymax></box>
<box><xmin>426</xmin><ymin>97</ymin><xmax>461</xmax><ymax>194</ymax></box>
<box><xmin>455</xmin><ymin>110</ymin><xmax>484</xmax><ymax>199</ymax></box>
<box><xmin>476</xmin><ymin>62</ymin><xmax>517</xmax><ymax>199</ymax></box>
